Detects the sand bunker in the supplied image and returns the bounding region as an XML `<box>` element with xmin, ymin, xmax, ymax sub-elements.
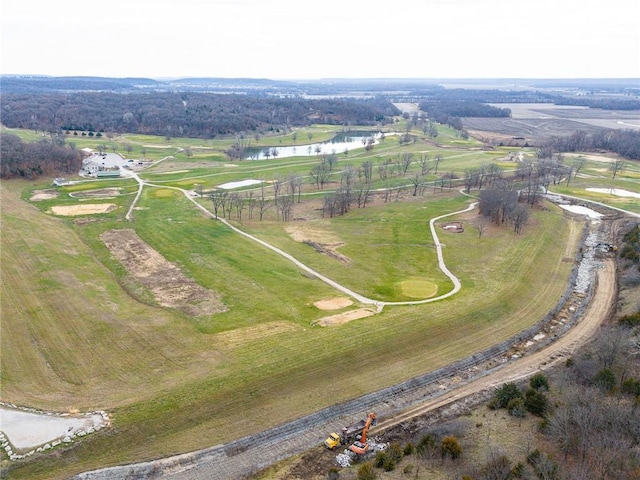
<box><xmin>313</xmin><ymin>307</ymin><xmax>377</xmax><ymax>326</ymax></box>
<box><xmin>51</xmin><ymin>204</ymin><xmax>117</xmax><ymax>216</ymax></box>
<box><xmin>313</xmin><ymin>297</ymin><xmax>354</xmax><ymax>311</ymax></box>
<box><xmin>440</xmin><ymin>221</ymin><xmax>464</xmax><ymax>233</ymax></box>
<box><xmin>30</xmin><ymin>189</ymin><xmax>59</xmax><ymax>201</ymax></box>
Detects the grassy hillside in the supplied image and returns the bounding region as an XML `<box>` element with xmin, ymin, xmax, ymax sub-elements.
<box><xmin>1</xmin><ymin>126</ymin><xmax>586</xmax><ymax>479</ymax></box>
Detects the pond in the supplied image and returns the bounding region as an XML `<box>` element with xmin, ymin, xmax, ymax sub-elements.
<box><xmin>559</xmin><ymin>204</ymin><xmax>603</xmax><ymax>219</ymax></box>
<box><xmin>244</xmin><ymin>131</ymin><xmax>387</xmax><ymax>160</ymax></box>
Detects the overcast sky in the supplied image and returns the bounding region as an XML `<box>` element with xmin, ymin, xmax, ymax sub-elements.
<box><xmin>2</xmin><ymin>0</ymin><xmax>639</xmax><ymax>79</ymax></box>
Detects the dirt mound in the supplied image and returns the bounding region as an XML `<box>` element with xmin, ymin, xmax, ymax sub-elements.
<box><xmin>313</xmin><ymin>297</ymin><xmax>353</xmax><ymax>311</ymax></box>
<box><xmin>312</xmin><ymin>307</ymin><xmax>377</xmax><ymax>326</ymax></box>
<box><xmin>286</xmin><ymin>222</ymin><xmax>350</xmax><ymax>263</ymax></box>
<box><xmin>100</xmin><ymin>229</ymin><xmax>226</xmax><ymax>317</ymax></box>
<box><xmin>303</xmin><ymin>240</ymin><xmax>350</xmax><ymax>263</ymax></box>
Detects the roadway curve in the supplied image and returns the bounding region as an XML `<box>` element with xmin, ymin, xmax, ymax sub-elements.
<box><xmin>75</xmin><ymin>258</ymin><xmax>616</xmax><ymax>480</ymax></box>
<box><xmin>124</xmin><ymin>163</ymin><xmax>477</xmax><ymax>309</ymax></box>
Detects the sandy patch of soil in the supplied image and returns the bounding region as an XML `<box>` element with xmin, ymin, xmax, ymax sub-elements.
<box><xmin>30</xmin><ymin>189</ymin><xmax>59</xmax><ymax>201</ymax></box>
<box><xmin>440</xmin><ymin>221</ymin><xmax>464</xmax><ymax>233</ymax></box>
<box><xmin>313</xmin><ymin>297</ymin><xmax>353</xmax><ymax>311</ymax></box>
<box><xmin>312</xmin><ymin>307</ymin><xmax>377</xmax><ymax>326</ymax></box>
<box><xmin>100</xmin><ymin>229</ymin><xmax>226</xmax><ymax>317</ymax></box>
<box><xmin>51</xmin><ymin>204</ymin><xmax>117</xmax><ymax>216</ymax></box>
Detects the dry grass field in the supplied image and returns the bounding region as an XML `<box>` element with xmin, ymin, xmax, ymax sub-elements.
<box><xmin>0</xmin><ymin>122</ymin><xmax>602</xmax><ymax>479</ymax></box>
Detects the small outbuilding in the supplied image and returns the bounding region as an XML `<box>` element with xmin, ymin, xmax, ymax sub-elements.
<box><xmin>96</xmin><ymin>171</ymin><xmax>121</xmax><ymax>179</ymax></box>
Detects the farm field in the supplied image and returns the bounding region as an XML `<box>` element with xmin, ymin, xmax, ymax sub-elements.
<box><xmin>463</xmin><ymin>102</ymin><xmax>640</xmax><ymax>146</ymax></box>
<box><xmin>0</xmin><ymin>120</ymin><xmax>634</xmax><ymax>480</ymax></box>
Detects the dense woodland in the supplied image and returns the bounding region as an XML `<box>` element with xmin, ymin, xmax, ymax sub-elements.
<box><xmin>0</xmin><ymin>92</ymin><xmax>399</xmax><ymax>138</ymax></box>
<box><xmin>542</xmin><ymin>129</ymin><xmax>640</xmax><ymax>160</ymax></box>
<box><xmin>0</xmin><ymin>133</ymin><xmax>82</xmax><ymax>179</ymax></box>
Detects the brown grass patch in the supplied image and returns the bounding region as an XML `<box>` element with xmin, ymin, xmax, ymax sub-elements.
<box><xmin>286</xmin><ymin>221</ymin><xmax>350</xmax><ymax>263</ymax></box>
<box><xmin>100</xmin><ymin>229</ymin><xmax>226</xmax><ymax>317</ymax></box>
<box><xmin>214</xmin><ymin>322</ymin><xmax>298</xmax><ymax>348</ymax></box>
<box><xmin>30</xmin><ymin>189</ymin><xmax>59</xmax><ymax>201</ymax></box>
<box><xmin>72</xmin><ymin>188</ymin><xmax>122</xmax><ymax>198</ymax></box>
<box><xmin>51</xmin><ymin>204</ymin><xmax>117</xmax><ymax>216</ymax></box>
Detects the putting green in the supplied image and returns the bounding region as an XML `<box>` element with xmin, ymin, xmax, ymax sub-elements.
<box><xmin>398</xmin><ymin>278</ymin><xmax>438</xmax><ymax>298</ymax></box>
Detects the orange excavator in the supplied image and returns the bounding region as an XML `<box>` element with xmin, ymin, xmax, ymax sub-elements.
<box><xmin>348</xmin><ymin>412</ymin><xmax>376</xmax><ymax>455</ymax></box>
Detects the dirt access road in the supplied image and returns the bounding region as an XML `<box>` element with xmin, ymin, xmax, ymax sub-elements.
<box><xmin>76</xmin><ymin>259</ymin><xmax>616</xmax><ymax>480</ymax></box>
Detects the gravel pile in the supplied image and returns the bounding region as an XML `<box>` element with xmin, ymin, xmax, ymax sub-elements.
<box><xmin>574</xmin><ymin>232</ymin><xmax>603</xmax><ymax>294</ymax></box>
<box><xmin>334</xmin><ymin>440</ymin><xmax>388</xmax><ymax>468</ymax></box>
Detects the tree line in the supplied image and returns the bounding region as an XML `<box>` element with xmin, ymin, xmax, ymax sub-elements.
<box><xmin>0</xmin><ymin>92</ymin><xmax>399</xmax><ymax>139</ymax></box>
<box><xmin>541</xmin><ymin>129</ymin><xmax>640</xmax><ymax>161</ymax></box>
<box><xmin>0</xmin><ymin>133</ymin><xmax>83</xmax><ymax>179</ymax></box>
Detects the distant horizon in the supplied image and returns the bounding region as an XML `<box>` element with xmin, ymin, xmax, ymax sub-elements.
<box><xmin>2</xmin><ymin>73</ymin><xmax>639</xmax><ymax>82</ymax></box>
<box><xmin>2</xmin><ymin>0</ymin><xmax>638</xmax><ymax>80</ymax></box>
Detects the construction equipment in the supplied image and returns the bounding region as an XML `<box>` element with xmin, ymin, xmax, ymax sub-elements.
<box><xmin>324</xmin><ymin>413</ymin><xmax>376</xmax><ymax>450</ymax></box>
<box><xmin>348</xmin><ymin>413</ymin><xmax>376</xmax><ymax>455</ymax></box>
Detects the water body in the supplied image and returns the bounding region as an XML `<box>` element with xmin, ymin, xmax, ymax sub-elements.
<box><xmin>559</xmin><ymin>204</ymin><xmax>603</xmax><ymax>219</ymax></box>
<box><xmin>245</xmin><ymin>131</ymin><xmax>386</xmax><ymax>160</ymax></box>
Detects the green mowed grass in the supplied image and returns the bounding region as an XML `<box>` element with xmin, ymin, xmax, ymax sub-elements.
<box><xmin>3</xmin><ymin>126</ymin><xmax>607</xmax><ymax>479</ymax></box>
<box><xmin>3</xmin><ymin>171</ymin><xmax>578</xmax><ymax>479</ymax></box>
<box><xmin>238</xmin><ymin>196</ymin><xmax>470</xmax><ymax>301</ymax></box>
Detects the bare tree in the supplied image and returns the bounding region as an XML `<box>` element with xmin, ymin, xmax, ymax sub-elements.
<box><xmin>284</xmin><ymin>173</ymin><xmax>303</xmax><ymax>203</ymax></box>
<box><xmin>399</xmin><ymin>152</ymin><xmax>413</xmax><ymax>175</ymax></box>
<box><xmin>434</xmin><ymin>154</ymin><xmax>443</xmax><ymax>173</ymax></box>
<box><xmin>573</xmin><ymin>157</ymin><xmax>587</xmax><ymax>178</ymax></box>
<box><xmin>246</xmin><ymin>191</ymin><xmax>256</xmax><ymax>219</ymax></box>
<box><xmin>418</xmin><ymin>154</ymin><xmax>433</xmax><ymax>175</ymax></box>
<box><xmin>310</xmin><ymin>162</ymin><xmax>330</xmax><ymax>190</ymax></box>
<box><xmin>272</xmin><ymin>176</ymin><xmax>283</xmax><ymax>200</ymax></box>
<box><xmin>410</xmin><ymin>173</ymin><xmax>425</xmax><ymax>196</ymax></box>
<box><xmin>472</xmin><ymin>216</ymin><xmax>490</xmax><ymax>239</ymax></box>
<box><xmin>209</xmin><ymin>190</ymin><xmax>227</xmax><ymax>218</ymax></box>
<box><xmin>275</xmin><ymin>194</ymin><xmax>294</xmax><ymax>221</ymax></box>
<box><xmin>361</xmin><ymin>160</ymin><xmax>373</xmax><ymax>184</ymax></box>
<box><xmin>354</xmin><ymin>183</ymin><xmax>372</xmax><ymax>208</ymax></box>
<box><xmin>257</xmin><ymin>195</ymin><xmax>271</xmax><ymax>221</ymax></box>
<box><xmin>228</xmin><ymin>192</ymin><xmax>246</xmax><ymax>220</ymax></box>
<box><xmin>610</xmin><ymin>159</ymin><xmax>625</xmax><ymax>179</ymax></box>
<box><xmin>510</xmin><ymin>204</ymin><xmax>529</xmax><ymax>233</ymax></box>
<box><xmin>463</xmin><ymin>169</ymin><xmax>478</xmax><ymax>194</ymax></box>
<box><xmin>325</xmin><ymin>150</ymin><xmax>338</xmax><ymax>172</ymax></box>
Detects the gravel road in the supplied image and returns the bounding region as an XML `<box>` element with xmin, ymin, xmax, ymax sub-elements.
<box><xmin>75</xmin><ymin>258</ymin><xmax>615</xmax><ymax>480</ymax></box>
